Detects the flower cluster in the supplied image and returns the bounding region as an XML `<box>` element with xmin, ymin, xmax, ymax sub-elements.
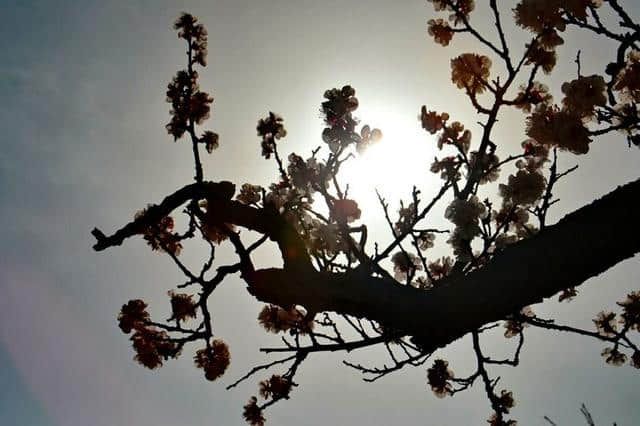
<box><xmin>259</xmin><ymin>375</ymin><xmax>292</xmax><ymax>400</ymax></box>
<box><xmin>438</xmin><ymin>121</ymin><xmax>472</xmax><ymax>154</ymax></box>
<box><xmin>601</xmin><ymin>346</ymin><xmax>626</xmax><ymax>366</ymax></box>
<box><xmin>167</xmin><ymin>290</ymin><xmax>197</xmax><ymax>322</ymax></box>
<box><xmin>258</xmin><ymin>304</ymin><xmax>314</xmax><ymax>334</ymax></box>
<box><xmin>356</xmin><ymin>124</ymin><xmax>383</xmax><ymax>153</ymax></box>
<box><xmin>243</xmin><ymin>397</ymin><xmax>265</xmax><ymax>426</ymax></box>
<box><xmin>614</xmin><ymin>50</ymin><xmax>640</xmax><ymax>102</ymax></box>
<box><xmin>618</xmin><ymin>290</ymin><xmax>640</xmax><ymax>331</ymax></box>
<box><xmin>130</xmin><ymin>327</ymin><xmax>179</xmax><ymax>369</ymax></box>
<box><xmin>526</xmin><ymin>105</ymin><xmax>591</xmax><ymax>154</ymax></box>
<box><xmin>287</xmin><ymin>154</ymin><xmax>327</xmax><ymax>196</ymax></box>
<box><xmin>194</xmin><ymin>339</ymin><xmax>231</xmax><ymax>381</ymax></box>
<box><xmin>498</xmin><ymin>169</ymin><xmax>546</xmax><ymax>207</ymax></box>
<box><xmin>427</xmin><ymin>358</ymin><xmax>454</xmax><ymax>398</ymax></box>
<box><xmin>427</xmin><ymin>18</ymin><xmax>454</xmax><ymax>46</ymax></box>
<box><xmin>118</xmin><ymin>299</ymin><xmax>150</xmax><ymax>333</ymax></box>
<box><xmin>331</xmin><ymin>198</ymin><xmax>362</xmax><ymax>224</ymax></box>
<box><xmin>428</xmin><ymin>256</ymin><xmax>454</xmax><ymax>281</ymax></box>
<box><xmin>496</xmin><ymin>390</ymin><xmax>516</xmax><ymax>415</ymax></box>
<box><xmin>257</xmin><ymin>112</ymin><xmax>287</xmax><ymax>159</ymax></box>
<box><xmin>237</xmin><ymin>183</ymin><xmax>263</xmax><ymax>205</ymax></box>
<box><xmin>451</xmin><ymin>53</ymin><xmax>492</xmax><ymax>95</ymax></box>
<box><xmin>173</xmin><ymin>12</ymin><xmax>208</xmax><ymax>66</ymax></box>
<box><xmin>503</xmin><ymin>307</ymin><xmax>534</xmax><ymax>338</ymax></box>
<box><xmin>321</xmin><ymin>85</ymin><xmax>359</xmax><ymax>153</ymax></box>
<box><xmin>420</xmin><ymin>107</ymin><xmax>450</xmax><ymax>134</ymax></box>
<box><xmin>431</xmin><ymin>156</ymin><xmax>461</xmax><ymax>181</ymax></box>
<box><xmin>513</xmin><ymin>82</ymin><xmax>553</xmax><ymax>113</ymax></box>
<box><xmin>561</xmin><ymin>75</ymin><xmax>607</xmax><ymax>118</ymax></box>
<box><xmin>468</xmin><ymin>151</ymin><xmax>500</xmax><ymax>184</ymax></box>
<box><xmin>427</xmin><ymin>0</ymin><xmax>475</xmax><ymax>24</ymax></box>
<box><xmin>487</xmin><ymin>412</ymin><xmax>518</xmax><ymax>426</ymax></box>
<box><xmin>391</xmin><ymin>251</ymin><xmax>422</xmax><ymax>282</ymax></box>
<box><xmin>135</xmin><ymin>210</ymin><xmax>183</xmax><ymax>256</ymax></box>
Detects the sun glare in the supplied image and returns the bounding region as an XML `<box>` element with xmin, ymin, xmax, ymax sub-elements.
<box><xmin>339</xmin><ymin>114</ymin><xmax>437</xmax><ymax>219</ymax></box>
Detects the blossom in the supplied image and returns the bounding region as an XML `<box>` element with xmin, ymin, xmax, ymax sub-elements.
<box><xmin>258</xmin><ymin>305</ymin><xmax>314</xmax><ymax>334</ymax></box>
<box><xmin>497</xmin><ymin>389</ymin><xmax>516</xmax><ymax>414</ymax></box>
<box><xmin>243</xmin><ymin>397</ymin><xmax>265</xmax><ymax>426</ymax></box>
<box><xmin>499</xmin><ymin>170</ymin><xmax>546</xmax><ymax>206</ymax></box>
<box><xmin>427</xmin><ymin>19</ymin><xmax>454</xmax><ymax>46</ymax></box>
<box><xmin>487</xmin><ymin>412</ymin><xmax>518</xmax><ymax>426</ymax></box>
<box><xmin>504</xmin><ymin>307</ymin><xmax>534</xmax><ymax>338</ymax></box>
<box><xmin>391</xmin><ymin>251</ymin><xmax>422</xmax><ymax>281</ymax></box>
<box><xmin>431</xmin><ymin>156</ymin><xmax>461</xmax><ymax>181</ymax></box>
<box><xmin>514</xmin><ymin>0</ymin><xmax>564</xmax><ymax>34</ymax></box>
<box><xmin>513</xmin><ymin>82</ymin><xmax>552</xmax><ymax>113</ymax></box>
<box><xmin>130</xmin><ymin>327</ymin><xmax>178</xmax><ymax>369</ymax></box>
<box><xmin>237</xmin><ymin>183</ymin><xmax>263</xmax><ymax>205</ymax></box>
<box><xmin>418</xmin><ymin>232</ymin><xmax>436</xmax><ymax>250</ymax></box>
<box><xmin>468</xmin><ymin>151</ymin><xmax>500</xmax><ymax>183</ymax></box>
<box><xmin>517</xmin><ymin>140</ymin><xmax>549</xmax><ymax>172</ymax></box>
<box><xmin>420</xmin><ymin>107</ymin><xmax>449</xmax><ymax>134</ymax></box>
<box><xmin>561</xmin><ymin>75</ymin><xmax>607</xmax><ymax>118</ymax></box>
<box><xmin>167</xmin><ymin>291</ymin><xmax>197</xmax><ymax>322</ymax></box>
<box><xmin>617</xmin><ymin>291</ymin><xmax>640</xmax><ymax>331</ymax></box>
<box><xmin>194</xmin><ymin>339</ymin><xmax>231</xmax><ymax>381</ymax></box>
<box><xmin>331</xmin><ymin>199</ymin><xmax>361</xmax><ymax>223</ymax></box>
<box><xmin>593</xmin><ymin>311</ymin><xmax>617</xmax><ymax>336</ymax></box>
<box><xmin>558</xmin><ymin>287</ymin><xmax>578</xmax><ymax>302</ymax></box>
<box><xmin>614</xmin><ymin>50</ymin><xmax>640</xmax><ymax>102</ymax></box>
<box><xmin>428</xmin><ymin>256</ymin><xmax>454</xmax><ymax>281</ymax></box>
<box><xmin>526</xmin><ymin>106</ymin><xmax>591</xmax><ymax>154</ymax></box>
<box><xmin>427</xmin><ymin>359</ymin><xmax>454</xmax><ymax>398</ymax></box>
<box><xmin>356</xmin><ymin>125</ymin><xmax>383</xmax><ymax>153</ymax></box>
<box><xmin>601</xmin><ymin>347</ymin><xmax>626</xmax><ymax>366</ymax></box>
<box><xmin>451</xmin><ymin>53</ymin><xmax>492</xmax><ymax>95</ymax></box>
<box><xmin>259</xmin><ymin>375</ymin><xmax>292</xmax><ymax>400</ymax></box>
<box><xmin>136</xmin><ymin>213</ymin><xmax>183</xmax><ymax>256</ymax></box>
<box><xmin>525</xmin><ymin>42</ymin><xmax>557</xmax><ymax>74</ymax></box>
<box><xmin>257</xmin><ymin>112</ymin><xmax>287</xmax><ymax>159</ymax></box>
<box><xmin>174</xmin><ymin>13</ymin><xmax>209</xmax><ymax>66</ymax></box>
<box><xmin>201</xmin><ymin>130</ymin><xmax>219</xmax><ymax>153</ymax></box>
<box><xmin>444</xmin><ymin>196</ymin><xmax>486</xmax><ymax>240</ymax></box>
<box><xmin>394</xmin><ymin>203</ymin><xmax>417</xmax><ymax>234</ymax></box>
<box><xmin>631</xmin><ymin>351</ymin><xmax>640</xmax><ymax>369</ymax></box>
<box><xmin>118</xmin><ymin>299</ymin><xmax>150</xmax><ymax>333</ymax></box>
<box><xmin>438</xmin><ymin>121</ymin><xmax>471</xmax><ymax>154</ymax></box>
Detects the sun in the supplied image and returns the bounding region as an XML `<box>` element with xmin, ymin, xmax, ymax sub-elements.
<box><xmin>338</xmin><ymin>113</ymin><xmax>438</xmax><ymax>219</ymax></box>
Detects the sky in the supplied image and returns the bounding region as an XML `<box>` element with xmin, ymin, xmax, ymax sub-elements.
<box><xmin>0</xmin><ymin>0</ymin><xmax>638</xmax><ymax>425</ymax></box>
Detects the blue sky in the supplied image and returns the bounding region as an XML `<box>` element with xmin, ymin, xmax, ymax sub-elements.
<box><xmin>1</xmin><ymin>1</ymin><xmax>638</xmax><ymax>425</ymax></box>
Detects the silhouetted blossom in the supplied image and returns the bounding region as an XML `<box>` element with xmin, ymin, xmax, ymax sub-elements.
<box><xmin>497</xmin><ymin>389</ymin><xmax>516</xmax><ymax>414</ymax></box>
<box><xmin>194</xmin><ymin>339</ymin><xmax>231</xmax><ymax>381</ymax></box>
<box><xmin>526</xmin><ymin>105</ymin><xmax>591</xmax><ymax>154</ymax></box>
<box><xmin>499</xmin><ymin>170</ymin><xmax>546</xmax><ymax>206</ymax></box>
<box><xmin>259</xmin><ymin>375</ymin><xmax>292</xmax><ymax>400</ymax></box>
<box><xmin>391</xmin><ymin>251</ymin><xmax>422</xmax><ymax>281</ymax></box>
<box><xmin>618</xmin><ymin>290</ymin><xmax>640</xmax><ymax>331</ymax></box>
<box><xmin>201</xmin><ymin>130</ymin><xmax>219</xmax><ymax>153</ymax></box>
<box><xmin>593</xmin><ymin>311</ymin><xmax>617</xmax><ymax>337</ymax></box>
<box><xmin>487</xmin><ymin>412</ymin><xmax>517</xmax><ymax>426</ymax></box>
<box><xmin>451</xmin><ymin>53</ymin><xmax>491</xmax><ymax>95</ymax></box>
<box><xmin>513</xmin><ymin>82</ymin><xmax>553</xmax><ymax>113</ymax></box>
<box><xmin>243</xmin><ymin>396</ymin><xmax>265</xmax><ymax>426</ymax></box>
<box><xmin>427</xmin><ymin>358</ymin><xmax>454</xmax><ymax>398</ymax></box>
<box><xmin>258</xmin><ymin>305</ymin><xmax>314</xmax><ymax>334</ymax></box>
<box><xmin>561</xmin><ymin>75</ymin><xmax>606</xmax><ymax>118</ymax></box>
<box><xmin>428</xmin><ymin>18</ymin><xmax>454</xmax><ymax>46</ymax></box>
<box><xmin>601</xmin><ymin>347</ymin><xmax>626</xmax><ymax>366</ymax></box>
<box><xmin>504</xmin><ymin>307</ymin><xmax>534</xmax><ymax>338</ymax></box>
<box><xmin>237</xmin><ymin>184</ymin><xmax>263</xmax><ymax>205</ymax></box>
<box><xmin>614</xmin><ymin>50</ymin><xmax>640</xmax><ymax>102</ymax></box>
<box><xmin>118</xmin><ymin>299</ymin><xmax>150</xmax><ymax>333</ymax></box>
<box><xmin>167</xmin><ymin>290</ymin><xmax>197</xmax><ymax>322</ymax></box>
<box><xmin>420</xmin><ymin>107</ymin><xmax>449</xmax><ymax>134</ymax></box>
<box><xmin>131</xmin><ymin>327</ymin><xmax>178</xmax><ymax>369</ymax></box>
<box><xmin>257</xmin><ymin>112</ymin><xmax>287</xmax><ymax>159</ymax></box>
<box><xmin>331</xmin><ymin>199</ymin><xmax>361</xmax><ymax>223</ymax></box>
